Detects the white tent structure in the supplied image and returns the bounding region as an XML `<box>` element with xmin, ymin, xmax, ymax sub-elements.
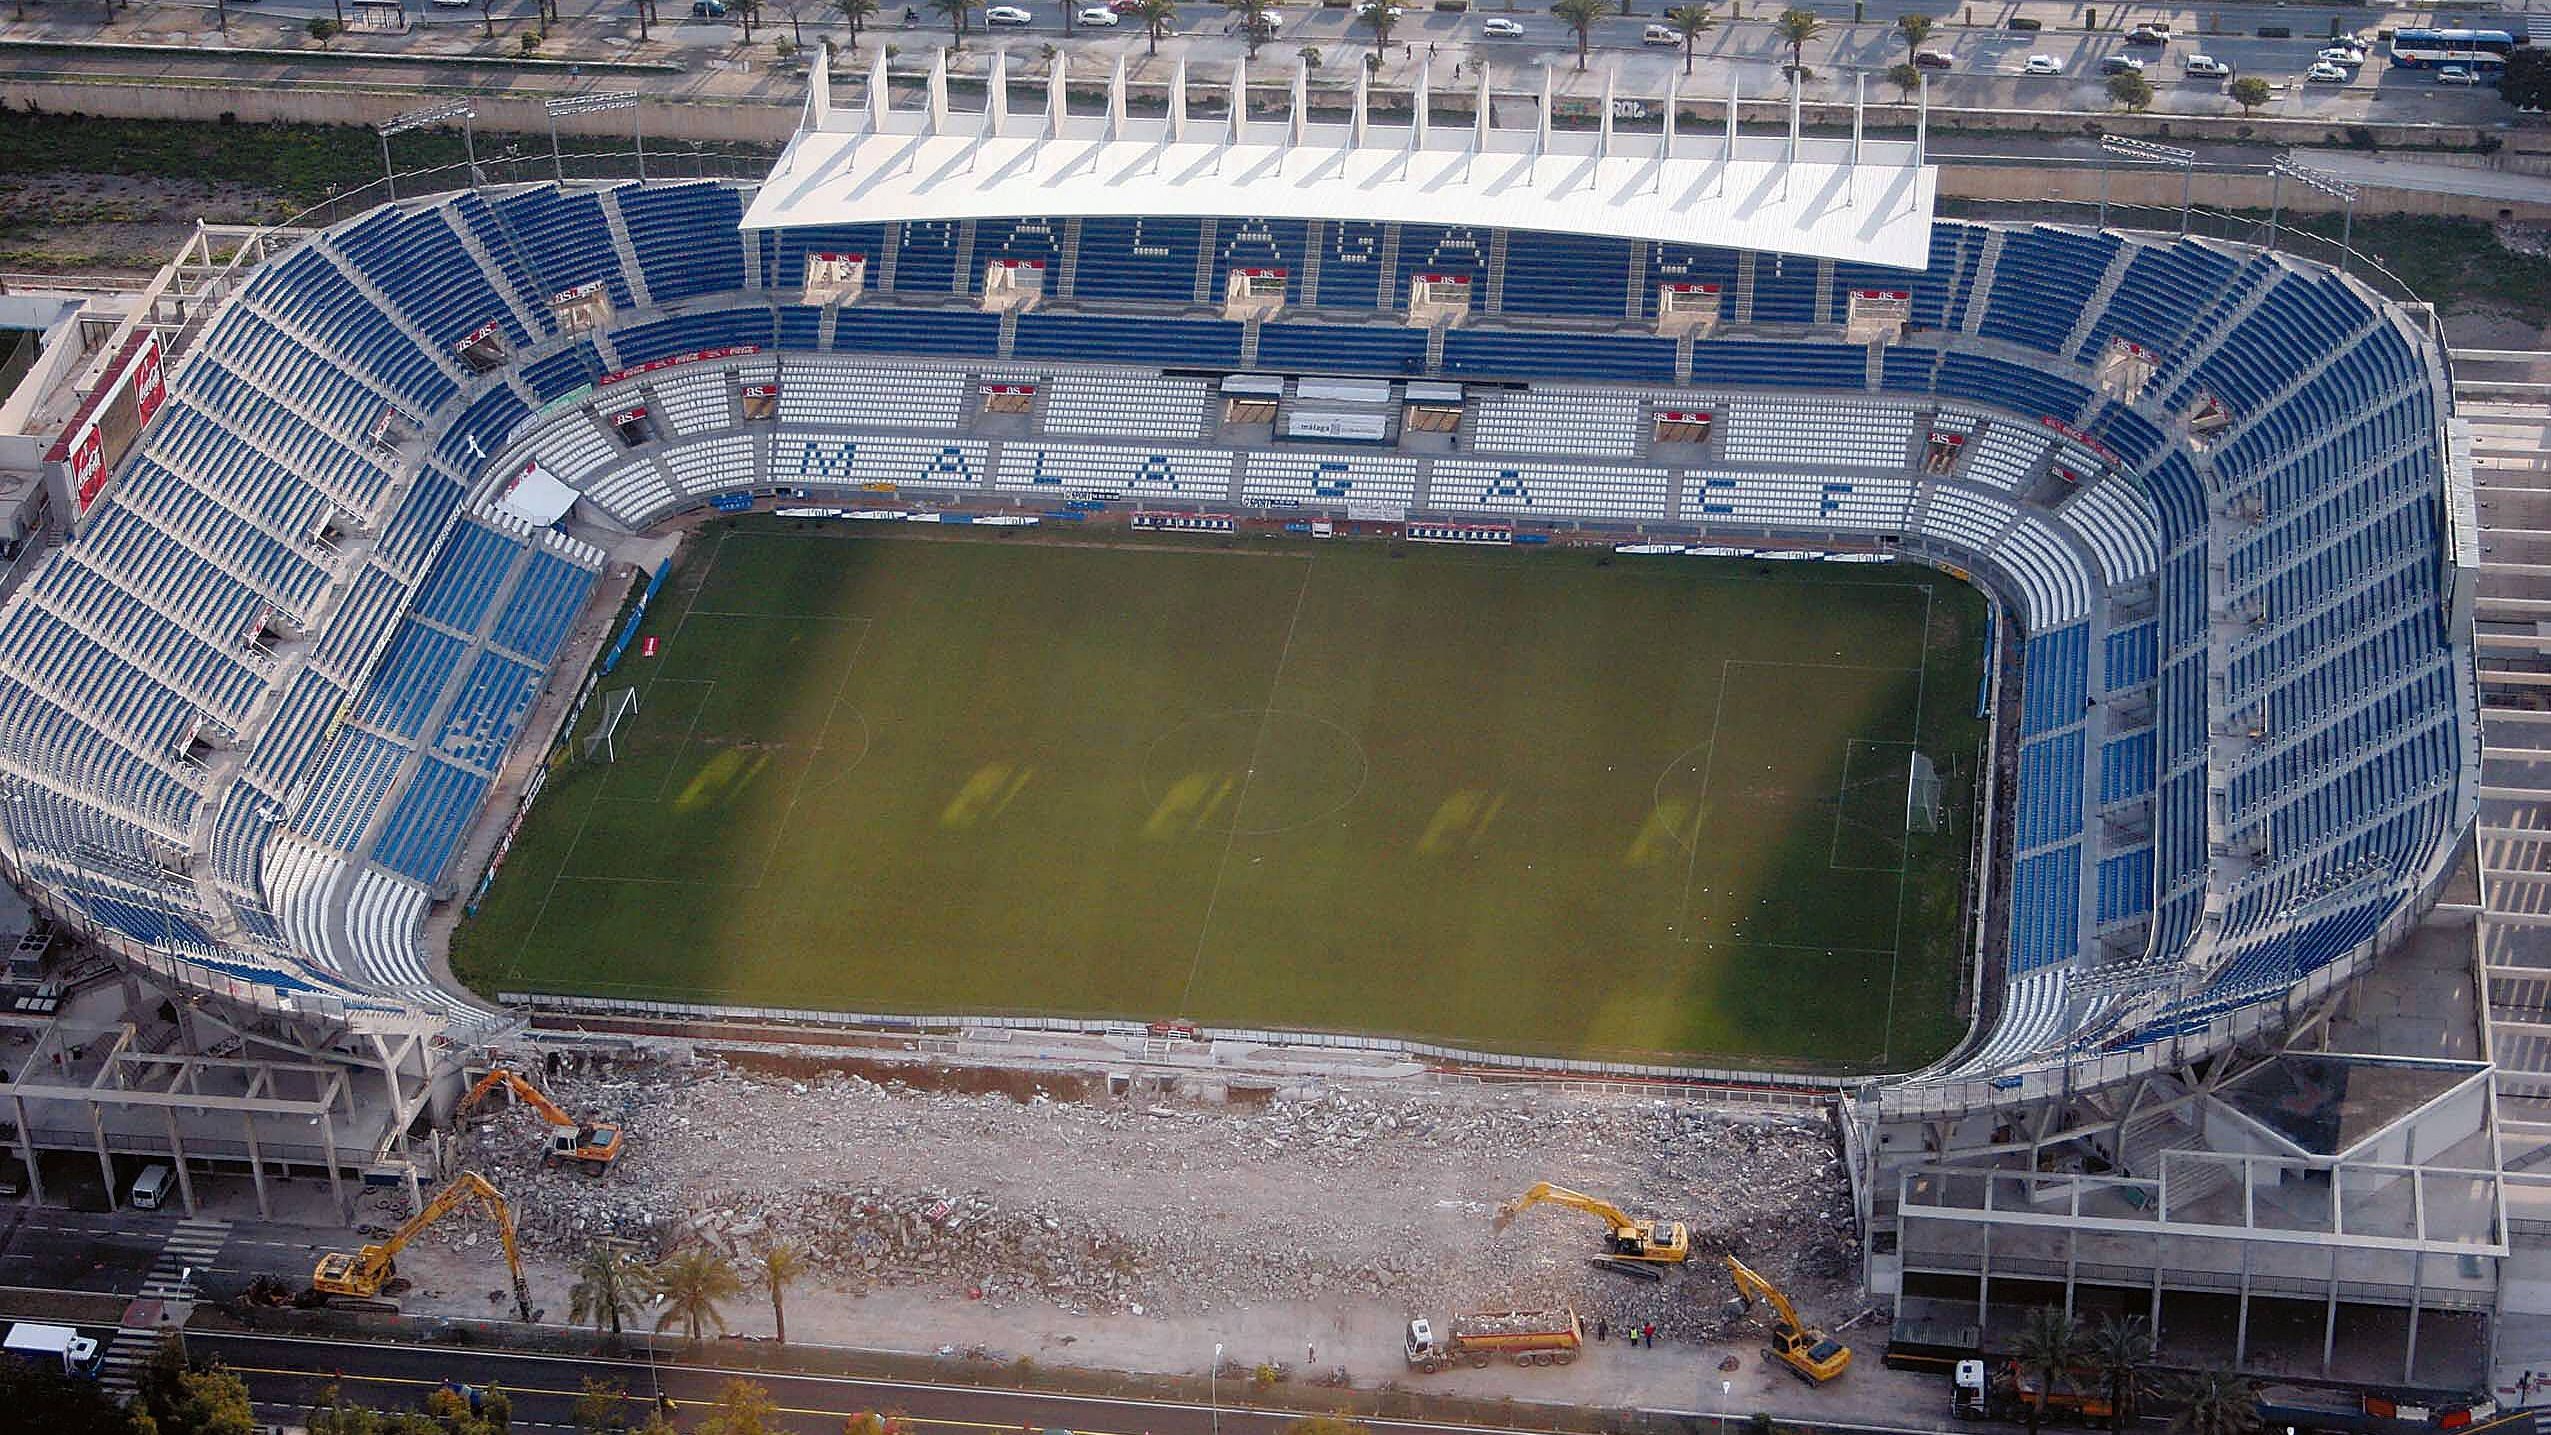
<box><xmin>746</xmin><ymin>47</ymin><xmax>1937</xmax><ymax>267</ymax></box>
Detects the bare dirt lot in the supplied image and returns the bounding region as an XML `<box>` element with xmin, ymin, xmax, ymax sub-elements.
<box><xmin>399</xmin><ymin>1051</ymin><xmax>1867</xmax><ymax>1396</ymax></box>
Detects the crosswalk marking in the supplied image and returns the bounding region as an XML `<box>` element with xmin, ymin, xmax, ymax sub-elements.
<box><xmin>98</xmin><ymin>1219</ymin><xmax>231</xmax><ymax>1398</ymax></box>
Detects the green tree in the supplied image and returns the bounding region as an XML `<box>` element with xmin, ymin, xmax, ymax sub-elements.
<box><xmin>574</xmin><ymin>1378</ymin><xmax>633</xmax><ymax>1435</ymax></box>
<box><xmin>1773</xmin><ymin>5</ymin><xmax>1822</xmax><ymax>73</ymax></box>
<box><xmin>2009</xmin><ymin>1308</ymin><xmax>2089</xmax><ymax>1435</ymax></box>
<box><xmin>2168</xmin><ymin>1372</ymin><xmax>2263</xmax><ymax>1435</ymax></box>
<box><xmin>2504</xmin><ymin>48</ymin><xmax>2551</xmax><ymax>110</ymax></box>
<box><xmin>653</xmin><ymin>1244</ymin><xmax>745</xmax><ymax>1342</ymax></box>
<box><xmin>1892</xmin><ymin>10</ymin><xmax>1930</xmax><ymax>61</ymax></box>
<box><xmin>758</xmin><ymin>1240</ymin><xmax>807</xmax><ymax>1345</ymax></box>
<box><xmin>0</xmin><ymin>1355</ymin><xmax>131</xmax><ymax>1435</ymax></box>
<box><xmin>930</xmin><ymin>0</ymin><xmax>968</xmax><ymax>41</ymax></box>
<box><xmin>1355</xmin><ymin>0</ymin><xmax>1397</xmax><ymax>53</ymax></box>
<box><xmin>833</xmin><ymin>0</ymin><xmax>877</xmax><ymax>38</ymax></box>
<box><xmin>695</xmin><ymin>1379</ymin><xmax>779</xmax><ymax>1435</ymax></box>
<box><xmin>571</xmin><ymin>1240</ymin><xmax>654</xmax><ymax>1337</ymax></box>
<box><xmin>307</xmin><ymin>15</ymin><xmax>342</xmax><ymax>43</ymax></box>
<box><xmin>1551</xmin><ymin>0</ymin><xmax>1606</xmax><ymax>69</ymax></box>
<box><xmin>132</xmin><ymin>1334</ymin><xmax>258</xmax><ymax>1435</ymax></box>
<box><xmin>2087</xmin><ymin>1314</ymin><xmax>2154</xmax><ymax>1431</ymax></box>
<box><xmin>1132</xmin><ymin>0</ymin><xmax>1176</xmax><ymax>52</ymax></box>
<box><xmin>1297</xmin><ymin>42</ymin><xmax>1321</xmax><ymax>66</ymax></box>
<box><xmin>1233</xmin><ymin>0</ymin><xmax>1275</xmax><ymax>55</ymax></box>
<box><xmin>2107</xmin><ymin>68</ymin><xmax>2153</xmax><ymax>110</ymax></box>
<box><xmin>1884</xmin><ymin>59</ymin><xmax>1920</xmax><ymax>98</ymax></box>
<box><xmin>1665</xmin><ymin>3</ymin><xmax>1713</xmax><ymax>74</ymax></box>
<box><xmin>2229</xmin><ymin>74</ymin><xmax>2272</xmax><ymax>114</ymax></box>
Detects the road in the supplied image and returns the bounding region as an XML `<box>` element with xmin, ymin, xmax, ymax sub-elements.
<box><xmin>181</xmin><ymin>1327</ymin><xmax>1952</xmax><ymax>1435</ymax></box>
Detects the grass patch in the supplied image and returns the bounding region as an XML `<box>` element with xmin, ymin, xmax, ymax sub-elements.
<box><xmin>453</xmin><ymin>522</ymin><xmax>1988</xmax><ymax>1072</ymax></box>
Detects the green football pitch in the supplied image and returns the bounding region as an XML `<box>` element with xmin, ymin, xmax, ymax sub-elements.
<box><xmin>452</xmin><ymin>522</ymin><xmax>1989</xmax><ymax>1071</ymax></box>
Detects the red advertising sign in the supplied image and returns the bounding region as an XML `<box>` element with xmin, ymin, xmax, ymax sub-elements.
<box><xmin>69</xmin><ymin>427</ymin><xmax>106</xmax><ymax>511</ymax></box>
<box><xmin>641</xmin><ymin>635</ymin><xmax>661</xmax><ymax>658</ymax></box>
<box><xmin>2038</xmin><ymin>416</ymin><xmax>2120</xmax><ymax>467</ymax></box>
<box><xmin>131</xmin><ymin>334</ymin><xmax>166</xmax><ymax>426</ymax></box>
<box><xmin>595</xmin><ymin>345</ymin><xmax>763</xmax><ymax>389</ymax></box>
<box><xmin>44</xmin><ymin>329</ymin><xmax>167</xmax><ymax>517</ymax></box>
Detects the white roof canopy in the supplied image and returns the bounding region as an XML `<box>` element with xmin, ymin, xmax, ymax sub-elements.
<box><xmin>745</xmin><ymin>47</ymin><xmax>1938</xmax><ymax>269</ymax></box>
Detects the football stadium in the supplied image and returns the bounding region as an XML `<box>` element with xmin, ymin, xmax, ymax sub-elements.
<box><xmin>0</xmin><ymin>49</ymin><xmax>2525</xmax><ymax>1383</ymax></box>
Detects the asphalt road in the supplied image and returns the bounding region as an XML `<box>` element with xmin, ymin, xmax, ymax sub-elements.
<box><xmin>184</xmin><ymin>1328</ymin><xmax>1951</xmax><ymax>1435</ymax></box>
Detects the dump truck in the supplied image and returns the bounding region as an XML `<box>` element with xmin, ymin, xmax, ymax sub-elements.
<box><xmin>1405</xmin><ymin>1307</ymin><xmax>1583</xmax><ymax>1371</ymax></box>
<box><xmin>4</xmin><ymin>1322</ymin><xmax>102</xmax><ymax>1379</ymax></box>
<box><xmin>1952</xmin><ymin>1358</ymin><xmax>2115</xmax><ymax>1423</ymax></box>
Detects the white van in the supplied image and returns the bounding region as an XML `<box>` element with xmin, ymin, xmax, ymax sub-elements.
<box><xmin>129</xmin><ymin>1163</ymin><xmax>175</xmax><ymax>1210</ymax></box>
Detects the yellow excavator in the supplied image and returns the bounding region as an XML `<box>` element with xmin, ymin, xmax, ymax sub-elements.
<box><xmin>311</xmin><ymin>1169</ymin><xmax>533</xmax><ymax>1322</ymax></box>
<box><xmin>1723</xmin><ymin>1254</ymin><xmax>1851</xmax><ymax>1385</ymax></box>
<box><xmin>1492</xmin><ymin>1183</ymin><xmax>1691</xmax><ymax>1274</ymax></box>
<box><xmin>456</xmin><ymin>1066</ymin><xmax>625</xmax><ymax>1174</ymax></box>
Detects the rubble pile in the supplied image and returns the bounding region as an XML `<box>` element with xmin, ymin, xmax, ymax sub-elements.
<box><xmin>433</xmin><ymin>1057</ymin><xmax>1859</xmax><ymax>1339</ymax></box>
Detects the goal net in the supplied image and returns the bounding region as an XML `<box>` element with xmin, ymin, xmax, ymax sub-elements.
<box><xmin>583</xmin><ymin>687</ymin><xmax>641</xmax><ymax>763</ymax></box>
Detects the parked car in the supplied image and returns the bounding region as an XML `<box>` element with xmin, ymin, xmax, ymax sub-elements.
<box><xmin>2183</xmin><ymin>54</ymin><xmax>2232</xmax><ymax>77</ymax></box>
<box><xmin>1480</xmin><ymin>15</ymin><xmax>1522</xmax><ymax>35</ymax></box>
<box><xmin>689</xmin><ymin>1</ymin><xmax>725</xmax><ymax>15</ymax></box>
<box><xmin>1076</xmin><ymin>5</ymin><xmax>1118</xmax><ymax>22</ymax></box>
<box><xmin>2022</xmin><ymin>53</ymin><xmax>2063</xmax><ymax>74</ymax></box>
<box><xmin>2305</xmin><ymin>61</ymin><xmax>2350</xmax><ymax>82</ymax></box>
<box><xmin>1641</xmin><ymin>22</ymin><xmax>1678</xmax><ymax>43</ymax></box>
<box><xmin>2435</xmin><ymin>64</ymin><xmax>2480</xmax><ymax>84</ymax></box>
<box><xmin>2123</xmin><ymin>25</ymin><xmax>2167</xmax><ymax>45</ymax></box>
<box><xmin>2317</xmin><ymin>45</ymin><xmax>2365</xmax><ymax>66</ymax></box>
<box><xmin>985</xmin><ymin>5</ymin><xmax>1033</xmax><ymax>23</ymax></box>
<box><xmin>2099</xmin><ymin>54</ymin><xmax>2144</xmax><ymax>74</ymax></box>
<box><xmin>1913</xmin><ymin>48</ymin><xmax>1953</xmax><ymax>68</ymax></box>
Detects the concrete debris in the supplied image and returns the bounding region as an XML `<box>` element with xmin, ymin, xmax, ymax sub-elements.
<box><xmin>430</xmin><ymin>1057</ymin><xmax>1857</xmax><ymax>1341</ymax></box>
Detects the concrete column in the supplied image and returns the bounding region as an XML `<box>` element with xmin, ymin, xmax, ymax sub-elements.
<box><xmin>88</xmin><ymin>1101</ymin><xmax>116</xmax><ymax>1212</ymax></box>
<box><xmin>2235</xmin><ymin>1241</ymin><xmax>2252</xmax><ymax>1367</ymax></box>
<box><xmin>240</xmin><ymin>1113</ymin><xmax>269</xmax><ymax>1220</ymax></box>
<box><xmin>159</xmin><ymin>1107</ymin><xmax>196</xmax><ymax>1218</ymax></box>
<box><xmin>1978</xmin><ymin>1222</ymin><xmax>1993</xmax><ymax>1327</ymax></box>
<box><xmin>320</xmin><ymin>1115</ymin><xmax>346</xmax><ymax>1224</ymax></box>
<box><xmin>2324</xmin><ymin>1244</ymin><xmax>2342</xmax><ymax>1375</ymax></box>
<box><xmin>2150</xmin><ymin>1230</ymin><xmax>2165</xmax><ymax>1336</ymax></box>
<box><xmin>2406</xmin><ymin>1251</ymin><xmax>2425</xmax><ymax>1385</ymax></box>
<box><xmin>14</xmin><ymin>1094</ymin><xmax>43</xmax><ymax>1207</ymax></box>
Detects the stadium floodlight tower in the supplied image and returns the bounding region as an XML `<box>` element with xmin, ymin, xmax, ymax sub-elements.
<box><xmin>2096</xmin><ymin>134</ymin><xmax>2196</xmax><ymax>234</ymax></box>
<box><xmin>545</xmin><ymin>91</ymin><xmax>645</xmax><ymax>185</ymax></box>
<box><xmin>2268</xmin><ymin>157</ymin><xmax>2361</xmax><ymax>271</ymax></box>
<box><xmin>377</xmin><ymin>100</ymin><xmax>477</xmax><ymax>202</ymax></box>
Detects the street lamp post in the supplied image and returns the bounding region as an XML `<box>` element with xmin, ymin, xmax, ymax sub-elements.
<box><xmin>2097</xmin><ymin>134</ymin><xmax>2197</xmax><ymax>236</ymax></box>
<box><xmin>377</xmin><ymin>100</ymin><xmax>477</xmax><ymax>201</ymax></box>
<box><xmin>1211</xmin><ymin>1341</ymin><xmax>1224</xmax><ymax>1435</ymax></box>
<box><xmin>2270</xmin><ymin>158</ymin><xmax>2361</xmax><ymax>272</ymax></box>
<box><xmin>643</xmin><ymin>1292</ymin><xmax>670</xmax><ymax>1418</ymax></box>
<box><xmin>544</xmin><ymin>91</ymin><xmax>645</xmax><ymax>185</ymax></box>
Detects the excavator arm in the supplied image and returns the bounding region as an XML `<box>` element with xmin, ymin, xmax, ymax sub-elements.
<box><xmin>1724</xmin><ymin>1255</ymin><xmax>1850</xmax><ymax>1384</ymax></box>
<box><xmin>317</xmin><ymin>1170</ymin><xmax>534</xmax><ymax>1320</ymax></box>
<box><xmin>1723</xmin><ymin>1255</ymin><xmax>1805</xmax><ymax>1334</ymax></box>
<box><xmin>1494</xmin><ymin>1183</ymin><xmax>1638</xmax><ymax>1236</ymax></box>
<box><xmin>457</xmin><ymin>1068</ymin><xmax>577</xmax><ymax>1131</ymax></box>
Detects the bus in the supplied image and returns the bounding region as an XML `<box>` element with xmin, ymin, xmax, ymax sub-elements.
<box><xmin>2388</xmin><ymin>27</ymin><xmax>2520</xmax><ymax>69</ymax></box>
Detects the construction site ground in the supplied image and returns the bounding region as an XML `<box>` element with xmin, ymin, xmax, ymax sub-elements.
<box><xmin>341</xmin><ymin>1049</ymin><xmax>1962</xmax><ymax>1425</ymax></box>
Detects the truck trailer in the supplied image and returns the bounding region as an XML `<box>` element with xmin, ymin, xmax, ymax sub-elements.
<box><xmin>1405</xmin><ymin>1307</ymin><xmax>1583</xmax><ymax>1371</ymax></box>
<box><xmin>4</xmin><ymin>1321</ymin><xmax>102</xmax><ymax>1379</ymax></box>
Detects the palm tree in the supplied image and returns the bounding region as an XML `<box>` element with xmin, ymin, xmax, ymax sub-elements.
<box><xmin>1133</xmin><ymin>0</ymin><xmax>1176</xmax><ymax>52</ymax></box>
<box><xmin>2010</xmin><ymin>1307</ymin><xmax>2090</xmax><ymax>1435</ymax></box>
<box><xmin>2086</xmin><ymin>1314</ymin><xmax>2154</xmax><ymax>1431</ymax></box>
<box><xmin>1355</xmin><ymin>0</ymin><xmax>1397</xmax><ymax>54</ymax></box>
<box><xmin>1232</xmin><ymin>0</ymin><xmax>1273</xmax><ymax>53</ymax></box>
<box><xmin>1892</xmin><ymin>10</ymin><xmax>1931</xmax><ymax>63</ymax></box>
<box><xmin>1665</xmin><ymin>2</ymin><xmax>1712</xmax><ymax>74</ymax></box>
<box><xmin>651</xmin><ymin>1245</ymin><xmax>745</xmax><ymax>1343</ymax></box>
<box><xmin>635</xmin><ymin>0</ymin><xmax>652</xmax><ymax>42</ymax></box>
<box><xmin>2168</xmin><ymin>1371</ymin><xmax>2262</xmax><ymax>1435</ymax></box>
<box><xmin>834</xmin><ymin>0</ymin><xmax>876</xmax><ymax>37</ymax></box>
<box><xmin>570</xmin><ymin>1241</ymin><xmax>654</xmax><ymax>1338</ymax></box>
<box><xmin>931</xmin><ymin>0</ymin><xmax>968</xmax><ymax>41</ymax></box>
<box><xmin>1773</xmin><ymin>5</ymin><xmax>1821</xmax><ymax>73</ymax></box>
<box><xmin>1551</xmin><ymin>0</ymin><xmax>1606</xmax><ymax>69</ymax></box>
<box><xmin>758</xmin><ymin>1242</ymin><xmax>807</xmax><ymax>1345</ymax></box>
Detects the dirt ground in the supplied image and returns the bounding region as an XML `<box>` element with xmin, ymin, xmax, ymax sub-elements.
<box><xmin>0</xmin><ymin>173</ymin><xmax>285</xmax><ymax>274</ymax></box>
<box><xmin>376</xmin><ymin>1055</ymin><xmax>1921</xmax><ymax>1418</ymax></box>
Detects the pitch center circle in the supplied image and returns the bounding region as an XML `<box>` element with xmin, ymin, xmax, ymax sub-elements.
<box><xmin>1140</xmin><ymin>710</ymin><xmax>1369</xmax><ymax>837</ymax></box>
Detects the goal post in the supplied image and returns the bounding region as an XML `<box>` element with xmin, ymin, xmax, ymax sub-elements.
<box><xmin>584</xmin><ymin>686</ymin><xmax>641</xmax><ymax>764</ymax></box>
